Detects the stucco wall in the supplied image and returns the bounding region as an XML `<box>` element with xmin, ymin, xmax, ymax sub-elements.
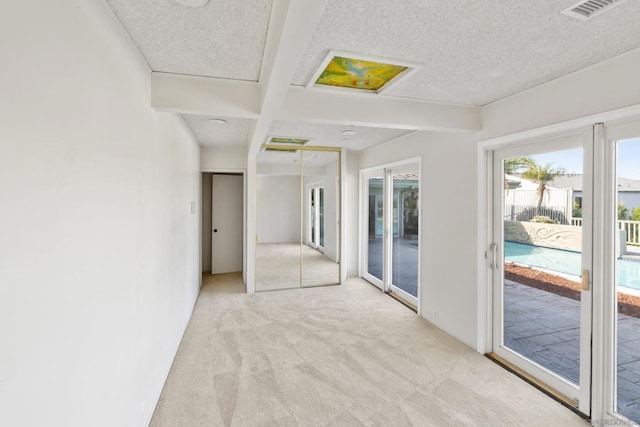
<box><xmin>504</xmin><ymin>220</ymin><xmax>582</xmax><ymax>252</ymax></box>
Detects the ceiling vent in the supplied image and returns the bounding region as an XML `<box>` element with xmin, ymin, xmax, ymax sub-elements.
<box><xmin>561</xmin><ymin>0</ymin><xmax>630</xmax><ymax>20</ymax></box>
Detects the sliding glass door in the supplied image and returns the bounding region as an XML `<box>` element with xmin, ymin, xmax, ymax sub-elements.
<box><xmin>605</xmin><ymin>123</ymin><xmax>640</xmax><ymax>425</ymax></box>
<box><xmin>362</xmin><ymin>161</ymin><xmax>420</xmax><ymax>308</ymax></box>
<box><xmin>491</xmin><ymin>134</ymin><xmax>592</xmax><ymax>414</ymax></box>
<box><xmin>390</xmin><ymin>166</ymin><xmax>420</xmax><ymax>303</ymax></box>
<box><xmin>487</xmin><ymin>120</ymin><xmax>640</xmax><ymax>423</ymax></box>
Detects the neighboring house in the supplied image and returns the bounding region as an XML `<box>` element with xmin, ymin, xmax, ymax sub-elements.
<box><xmin>550</xmin><ymin>174</ymin><xmax>640</xmax><ymax>211</ymax></box>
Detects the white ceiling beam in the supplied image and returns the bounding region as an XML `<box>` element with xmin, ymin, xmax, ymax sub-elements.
<box><xmin>246</xmin><ymin>0</ymin><xmax>329</xmax><ymax>156</ymax></box>
<box><xmin>244</xmin><ymin>0</ymin><xmax>329</xmax><ymax>293</ymax></box>
<box><xmin>279</xmin><ymin>86</ymin><xmax>481</xmax><ymax>132</ymax></box>
<box><xmin>150</xmin><ymin>72</ymin><xmax>260</xmax><ymax>119</ymax></box>
<box><xmin>150</xmin><ymin>73</ymin><xmax>481</xmax><ymax>132</ymax></box>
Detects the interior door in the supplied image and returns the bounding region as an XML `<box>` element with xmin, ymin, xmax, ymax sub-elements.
<box><xmin>211</xmin><ymin>174</ymin><xmax>243</xmax><ymax>274</ymax></box>
<box><xmin>491</xmin><ymin>134</ymin><xmax>592</xmax><ymax>414</ymax></box>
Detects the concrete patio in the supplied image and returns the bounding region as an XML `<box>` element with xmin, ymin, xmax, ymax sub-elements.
<box><xmin>505</xmin><ymin>280</ymin><xmax>640</xmax><ymax>422</ymax></box>
<box><xmin>366</xmin><ymin>238</ymin><xmax>419</xmax><ymax>297</ymax></box>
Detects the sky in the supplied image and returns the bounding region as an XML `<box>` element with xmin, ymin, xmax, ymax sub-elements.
<box><xmin>529</xmin><ymin>137</ymin><xmax>640</xmax><ymax>180</ymax></box>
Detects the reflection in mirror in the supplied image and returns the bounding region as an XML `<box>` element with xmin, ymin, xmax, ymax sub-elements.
<box><xmin>302</xmin><ymin>150</ymin><xmax>340</xmax><ymax>287</ymax></box>
<box><xmin>255</xmin><ymin>148</ymin><xmax>301</xmax><ymax>291</ymax></box>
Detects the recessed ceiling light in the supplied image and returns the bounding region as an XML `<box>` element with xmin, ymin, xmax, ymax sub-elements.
<box><xmin>209</xmin><ymin>118</ymin><xmax>227</xmax><ymax>126</ymax></box>
<box><xmin>172</xmin><ymin>0</ymin><xmax>209</xmax><ymax>7</ymax></box>
<box><xmin>341</xmin><ymin>129</ymin><xmax>357</xmax><ymax>136</ymax></box>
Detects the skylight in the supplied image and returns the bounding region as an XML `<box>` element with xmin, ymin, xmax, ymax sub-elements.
<box><xmin>307</xmin><ymin>50</ymin><xmax>420</xmax><ymax>94</ymax></box>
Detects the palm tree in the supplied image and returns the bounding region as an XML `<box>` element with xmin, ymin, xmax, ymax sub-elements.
<box><xmin>503</xmin><ymin>157</ymin><xmax>535</xmax><ymax>192</ymax></box>
<box><xmin>504</xmin><ymin>157</ymin><xmax>535</xmax><ymax>175</ymax></box>
<box><xmin>522</xmin><ymin>163</ymin><xmax>565</xmax><ymax>216</ymax></box>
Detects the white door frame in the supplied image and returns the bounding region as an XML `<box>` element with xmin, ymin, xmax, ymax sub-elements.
<box><xmin>202</xmin><ymin>168</ymin><xmax>246</xmax><ymax>284</ymax></box>
<box><xmin>360</xmin><ymin>158</ymin><xmax>422</xmax><ymax>313</ymax></box>
<box><xmin>596</xmin><ymin>120</ymin><xmax>640</xmax><ymax>424</ymax></box>
<box><xmin>477</xmin><ymin>107</ymin><xmax>640</xmax><ymax>424</ymax></box>
<box><xmin>489</xmin><ymin>133</ymin><xmax>591</xmax><ymax>413</ymax></box>
<box><xmin>360</xmin><ymin>169</ymin><xmax>385</xmax><ymax>290</ymax></box>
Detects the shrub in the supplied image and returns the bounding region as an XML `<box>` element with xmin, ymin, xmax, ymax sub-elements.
<box><xmin>531</xmin><ymin>215</ymin><xmax>557</xmax><ymax>224</ymax></box>
<box><xmin>572</xmin><ymin>201</ymin><xmax>582</xmax><ymax>219</ymax></box>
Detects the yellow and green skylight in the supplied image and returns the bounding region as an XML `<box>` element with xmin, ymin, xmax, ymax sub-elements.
<box><xmin>315</xmin><ymin>56</ymin><xmax>408</xmax><ymax>92</ymax></box>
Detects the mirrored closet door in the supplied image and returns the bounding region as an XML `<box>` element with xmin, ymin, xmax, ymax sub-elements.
<box><xmin>255</xmin><ymin>145</ymin><xmax>340</xmax><ymax>291</ymax></box>
<box><xmin>302</xmin><ymin>150</ymin><xmax>340</xmax><ymax>288</ymax></box>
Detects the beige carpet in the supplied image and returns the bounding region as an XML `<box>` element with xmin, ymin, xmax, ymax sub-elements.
<box><xmin>150</xmin><ymin>273</ymin><xmax>588</xmax><ymax>426</ymax></box>
<box><xmin>256</xmin><ymin>243</ymin><xmax>339</xmax><ymax>291</ymax></box>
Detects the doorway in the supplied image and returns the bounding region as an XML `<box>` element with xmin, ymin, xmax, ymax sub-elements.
<box><xmin>201</xmin><ymin>172</ymin><xmax>244</xmax><ymax>275</ymax></box>
<box><xmin>211</xmin><ymin>173</ymin><xmax>243</xmax><ymax>274</ymax></box>
<box><xmin>484</xmin><ymin>121</ymin><xmax>640</xmax><ymax>423</ymax></box>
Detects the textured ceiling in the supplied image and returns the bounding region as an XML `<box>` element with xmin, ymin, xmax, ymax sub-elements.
<box><xmin>182</xmin><ymin>115</ymin><xmax>251</xmax><ymax>147</ymax></box>
<box><xmin>292</xmin><ymin>0</ymin><xmax>640</xmax><ymax>105</ymax></box>
<box><xmin>106</xmin><ymin>0</ymin><xmax>272</xmax><ymax>80</ymax></box>
<box><xmin>257</xmin><ymin>148</ymin><xmax>339</xmax><ymax>167</ymax></box>
<box><xmin>268</xmin><ymin>121</ymin><xmax>414</xmax><ymax>151</ymax></box>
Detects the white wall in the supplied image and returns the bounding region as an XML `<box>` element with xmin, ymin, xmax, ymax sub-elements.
<box><xmin>202</xmin><ymin>173</ymin><xmax>212</xmax><ymax>272</ymax></box>
<box><xmin>0</xmin><ymin>2</ymin><xmax>200</xmax><ymax>426</ymax></box>
<box><xmin>257</xmin><ymin>175</ymin><xmax>301</xmax><ymax>243</ymax></box>
<box><xmin>345</xmin><ymin>151</ymin><xmax>360</xmax><ymax>277</ymax></box>
<box><xmin>201</xmin><ymin>147</ymin><xmax>247</xmax><ymax>171</ymax></box>
<box><xmin>359</xmin><ymin>132</ymin><xmax>478</xmax><ymax>348</ymax></box>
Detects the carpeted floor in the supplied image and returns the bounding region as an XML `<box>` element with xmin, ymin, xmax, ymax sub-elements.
<box><xmin>150</xmin><ymin>273</ymin><xmax>588</xmax><ymax>426</ymax></box>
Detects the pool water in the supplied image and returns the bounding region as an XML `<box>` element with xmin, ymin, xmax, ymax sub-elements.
<box><xmin>504</xmin><ymin>241</ymin><xmax>640</xmax><ymax>290</ymax></box>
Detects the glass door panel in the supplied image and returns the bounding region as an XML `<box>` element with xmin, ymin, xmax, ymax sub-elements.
<box><xmin>493</xmin><ymin>138</ymin><xmax>591</xmax><ymax>412</ymax></box>
<box><xmin>390</xmin><ymin>167</ymin><xmax>419</xmax><ymax>303</ymax></box>
<box><xmin>362</xmin><ymin>163</ymin><xmax>420</xmax><ymax>307</ymax></box>
<box><xmin>615</xmin><ymin>136</ymin><xmax>640</xmax><ymax>423</ymax></box>
<box><xmin>363</xmin><ymin>171</ymin><xmax>384</xmax><ymax>287</ymax></box>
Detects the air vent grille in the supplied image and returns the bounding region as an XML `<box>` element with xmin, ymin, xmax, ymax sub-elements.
<box><xmin>561</xmin><ymin>0</ymin><xmax>630</xmax><ymax>20</ymax></box>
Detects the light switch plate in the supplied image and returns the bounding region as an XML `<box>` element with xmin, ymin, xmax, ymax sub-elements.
<box><xmin>191</xmin><ymin>202</ymin><xmax>196</xmax><ymax>214</ymax></box>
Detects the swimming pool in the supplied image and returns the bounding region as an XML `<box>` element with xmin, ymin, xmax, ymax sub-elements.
<box><xmin>504</xmin><ymin>241</ymin><xmax>640</xmax><ymax>290</ymax></box>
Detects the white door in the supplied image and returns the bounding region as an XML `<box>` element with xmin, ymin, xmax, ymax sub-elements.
<box><xmin>491</xmin><ymin>133</ymin><xmax>592</xmax><ymax>415</ymax></box>
<box><xmin>211</xmin><ymin>174</ymin><xmax>243</xmax><ymax>274</ymax></box>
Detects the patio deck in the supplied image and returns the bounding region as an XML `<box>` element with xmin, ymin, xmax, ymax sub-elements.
<box><xmin>505</xmin><ymin>279</ymin><xmax>640</xmax><ymax>422</ymax></box>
